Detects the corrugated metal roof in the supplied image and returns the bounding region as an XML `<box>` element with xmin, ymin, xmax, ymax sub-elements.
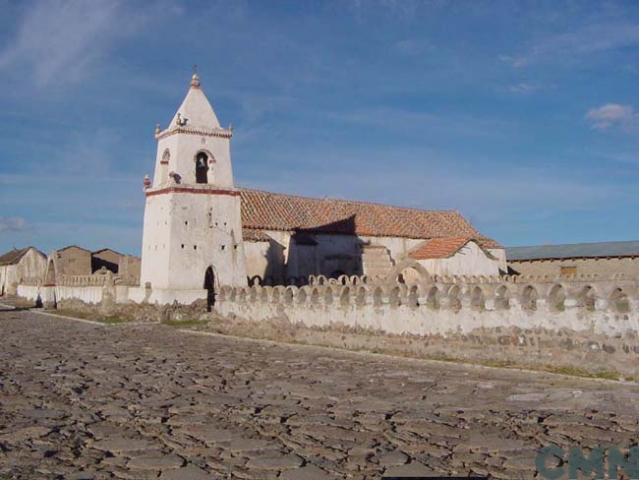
<box><xmin>507</xmin><ymin>241</ymin><xmax>639</xmax><ymax>261</ymax></box>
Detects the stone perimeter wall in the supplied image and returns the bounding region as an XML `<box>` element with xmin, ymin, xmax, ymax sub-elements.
<box><xmin>14</xmin><ymin>272</ymin><xmax>639</xmax><ymax>377</ymax></box>
<box><xmin>212</xmin><ymin>273</ymin><xmax>639</xmax><ymax>377</ymax></box>
<box><xmin>16</xmin><ymin>272</ymin><xmax>639</xmax><ymax>338</ymax></box>
<box><xmin>214</xmin><ymin>273</ymin><xmax>639</xmax><ymax>338</ymax></box>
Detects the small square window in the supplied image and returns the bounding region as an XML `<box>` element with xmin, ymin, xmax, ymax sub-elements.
<box><xmin>193</xmin><ymin>245</ymin><xmax>197</xmax><ymax>250</ymax></box>
<box><xmin>181</xmin><ymin>244</ymin><xmax>185</xmax><ymax>249</ymax></box>
<box><xmin>221</xmin><ymin>245</ymin><xmax>226</xmax><ymax>250</ymax></box>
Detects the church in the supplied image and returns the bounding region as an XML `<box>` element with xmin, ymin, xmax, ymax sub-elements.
<box><xmin>139</xmin><ymin>74</ymin><xmax>505</xmax><ymax>300</ymax></box>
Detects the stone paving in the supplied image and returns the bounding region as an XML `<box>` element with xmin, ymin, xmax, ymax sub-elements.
<box><xmin>1</xmin><ymin>308</ymin><xmax>639</xmax><ymax>479</ymax></box>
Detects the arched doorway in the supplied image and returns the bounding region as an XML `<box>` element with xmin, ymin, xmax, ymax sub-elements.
<box><xmin>195</xmin><ymin>152</ymin><xmax>208</xmax><ymax>184</ymax></box>
<box><xmin>204</xmin><ymin>266</ymin><xmax>216</xmax><ymax>312</ymax></box>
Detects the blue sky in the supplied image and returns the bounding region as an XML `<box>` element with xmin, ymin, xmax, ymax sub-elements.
<box><xmin>1</xmin><ymin>0</ymin><xmax>639</xmax><ymax>255</ymax></box>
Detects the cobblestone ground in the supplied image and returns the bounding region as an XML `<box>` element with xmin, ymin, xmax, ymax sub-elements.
<box><xmin>1</xmin><ymin>309</ymin><xmax>639</xmax><ymax>479</ymax></box>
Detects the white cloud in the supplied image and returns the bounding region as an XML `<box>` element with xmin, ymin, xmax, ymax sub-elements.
<box><xmin>56</xmin><ymin>128</ymin><xmax>123</xmax><ymax>175</ymax></box>
<box><xmin>536</xmin><ymin>23</ymin><xmax>639</xmax><ymax>58</ymax></box>
<box><xmin>0</xmin><ymin>1</ymin><xmax>121</xmax><ymax>86</ymax></box>
<box><xmin>499</xmin><ymin>55</ymin><xmax>528</xmax><ymax>69</ymax></box>
<box><xmin>0</xmin><ymin>0</ymin><xmax>178</xmax><ymax>87</ymax></box>
<box><xmin>0</xmin><ymin>217</ymin><xmax>27</xmax><ymax>233</ymax></box>
<box><xmin>508</xmin><ymin>82</ymin><xmax>541</xmax><ymax>94</ymax></box>
<box><xmin>237</xmin><ymin>145</ymin><xmax>627</xmax><ymax>225</ymax></box>
<box><xmin>394</xmin><ymin>39</ymin><xmax>433</xmax><ymax>56</ymax></box>
<box><xmin>347</xmin><ymin>0</ymin><xmax>422</xmax><ymax>20</ymax></box>
<box><xmin>586</xmin><ymin>103</ymin><xmax>636</xmax><ymax>130</ymax></box>
<box><xmin>501</xmin><ymin>22</ymin><xmax>639</xmax><ymax>68</ymax></box>
<box><xmin>326</xmin><ymin>107</ymin><xmax>517</xmax><ymax>140</ymax></box>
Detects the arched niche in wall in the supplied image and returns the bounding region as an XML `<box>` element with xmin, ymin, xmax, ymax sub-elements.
<box><xmin>521</xmin><ymin>285</ymin><xmax>538</xmax><ymax>312</ymax></box>
<box><xmin>610</xmin><ymin>287</ymin><xmax>630</xmax><ymax>314</ymax></box>
<box><xmin>577</xmin><ymin>285</ymin><xmax>596</xmax><ymax>312</ymax></box>
<box><xmin>160</xmin><ymin>149</ymin><xmax>170</xmax><ymax>183</ymax></box>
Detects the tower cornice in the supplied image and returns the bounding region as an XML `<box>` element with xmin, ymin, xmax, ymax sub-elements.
<box><xmin>155</xmin><ymin>125</ymin><xmax>233</xmax><ymax>141</ymax></box>
<box><xmin>145</xmin><ymin>184</ymin><xmax>241</xmax><ymax>198</ymax></box>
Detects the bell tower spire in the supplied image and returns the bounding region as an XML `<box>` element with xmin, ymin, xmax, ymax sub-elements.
<box><xmin>151</xmin><ymin>73</ymin><xmax>233</xmax><ymax>187</ymax></box>
<box><xmin>191</xmin><ymin>64</ymin><xmax>200</xmax><ymax>87</ymax></box>
<box><xmin>139</xmin><ymin>73</ymin><xmax>247</xmax><ymax>304</ymax></box>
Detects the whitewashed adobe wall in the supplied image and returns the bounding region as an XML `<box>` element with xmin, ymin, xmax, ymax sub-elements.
<box><xmin>17</xmin><ymin>271</ymin><xmax>130</xmax><ymax>305</ymax></box>
<box><xmin>140</xmin><ymin>74</ymin><xmax>247</xmax><ymax>297</ymax></box>
<box><xmin>244</xmin><ymin>233</ymin><xmax>506</xmax><ymax>285</ymax></box>
<box><xmin>1</xmin><ymin>248</ymin><xmax>47</xmax><ymax>295</ymax></box>
<box><xmin>17</xmin><ymin>285</ymin><xmax>126</xmax><ymax>306</ymax></box>
<box><xmin>417</xmin><ymin>241</ymin><xmax>500</xmax><ymax>277</ymax></box>
<box><xmin>215</xmin><ymin>273</ymin><xmax>639</xmax><ymax>338</ymax></box>
<box><xmin>141</xmin><ymin>189</ymin><xmax>247</xmax><ymax>291</ymax></box>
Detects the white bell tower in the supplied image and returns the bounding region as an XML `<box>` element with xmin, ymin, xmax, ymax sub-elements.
<box><xmin>139</xmin><ymin>73</ymin><xmax>247</xmax><ymax>303</ymax></box>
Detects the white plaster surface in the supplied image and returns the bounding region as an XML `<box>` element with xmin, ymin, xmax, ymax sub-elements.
<box><xmin>417</xmin><ymin>241</ymin><xmax>501</xmax><ymax>277</ymax></box>
<box><xmin>141</xmin><ymin>77</ymin><xmax>247</xmax><ymax>294</ymax></box>
<box><xmin>0</xmin><ymin>248</ymin><xmax>47</xmax><ymax>295</ymax></box>
<box><xmin>215</xmin><ymin>285</ymin><xmax>639</xmax><ymax>338</ymax></box>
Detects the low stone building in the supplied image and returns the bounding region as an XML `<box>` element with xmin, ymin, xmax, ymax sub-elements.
<box><xmin>42</xmin><ymin>246</ymin><xmax>141</xmax><ymax>286</ymax></box>
<box><xmin>117</xmin><ymin>255</ymin><xmax>141</xmax><ymax>285</ymax></box>
<box><xmin>44</xmin><ymin>245</ymin><xmax>92</xmax><ymax>285</ymax></box>
<box><xmin>91</xmin><ymin>249</ymin><xmax>141</xmax><ymax>283</ymax></box>
<box><xmin>507</xmin><ymin>240</ymin><xmax>639</xmax><ymax>278</ymax></box>
<box><xmin>91</xmin><ymin>248</ymin><xmax>122</xmax><ymax>273</ymax></box>
<box><xmin>0</xmin><ymin>247</ymin><xmax>47</xmax><ymax>296</ymax></box>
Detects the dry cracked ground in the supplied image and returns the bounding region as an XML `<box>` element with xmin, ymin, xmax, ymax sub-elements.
<box><xmin>1</xmin><ymin>308</ymin><xmax>639</xmax><ymax>479</ymax></box>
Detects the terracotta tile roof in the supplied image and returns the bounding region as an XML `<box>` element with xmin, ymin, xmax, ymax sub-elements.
<box><xmin>408</xmin><ymin>237</ymin><xmax>474</xmax><ymax>260</ymax></box>
<box><xmin>243</xmin><ymin>228</ymin><xmax>272</xmax><ymax>242</ymax></box>
<box><xmin>0</xmin><ymin>247</ymin><xmax>44</xmax><ymax>266</ymax></box>
<box><xmin>239</xmin><ymin>188</ymin><xmax>500</xmax><ymax>248</ymax></box>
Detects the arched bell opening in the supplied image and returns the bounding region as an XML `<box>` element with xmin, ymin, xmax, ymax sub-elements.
<box><xmin>195</xmin><ymin>152</ymin><xmax>209</xmax><ymax>184</ymax></box>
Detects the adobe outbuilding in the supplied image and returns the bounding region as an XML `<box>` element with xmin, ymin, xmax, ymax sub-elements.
<box><xmin>0</xmin><ymin>247</ymin><xmax>47</xmax><ymax>296</ymax></box>
<box><xmin>507</xmin><ymin>240</ymin><xmax>639</xmax><ymax>278</ymax></box>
